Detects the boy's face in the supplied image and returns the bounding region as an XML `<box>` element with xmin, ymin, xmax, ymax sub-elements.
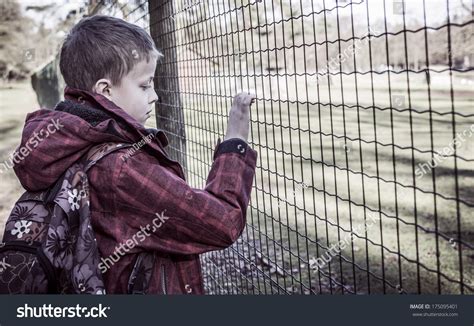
<box><xmin>94</xmin><ymin>57</ymin><xmax>159</xmax><ymax>126</ymax></box>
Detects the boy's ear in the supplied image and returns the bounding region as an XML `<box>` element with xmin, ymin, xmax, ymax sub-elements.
<box><xmin>93</xmin><ymin>79</ymin><xmax>113</xmax><ymax>100</ymax></box>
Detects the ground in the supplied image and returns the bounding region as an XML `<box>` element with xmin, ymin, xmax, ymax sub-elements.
<box><xmin>190</xmin><ymin>72</ymin><xmax>474</xmax><ymax>294</ymax></box>
<box><xmin>0</xmin><ymin>81</ymin><xmax>39</xmax><ymax>237</ymax></box>
<box><xmin>1</xmin><ymin>73</ymin><xmax>472</xmax><ymax>295</ymax></box>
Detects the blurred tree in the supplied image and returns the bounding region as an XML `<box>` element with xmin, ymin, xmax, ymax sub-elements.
<box><xmin>0</xmin><ymin>0</ymin><xmax>34</xmax><ymax>81</ymax></box>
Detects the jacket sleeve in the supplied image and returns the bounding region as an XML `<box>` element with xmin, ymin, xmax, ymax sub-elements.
<box><xmin>112</xmin><ymin>138</ymin><xmax>258</xmax><ymax>255</ymax></box>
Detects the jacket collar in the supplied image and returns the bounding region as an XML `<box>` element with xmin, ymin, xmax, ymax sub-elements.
<box><xmin>62</xmin><ymin>86</ymin><xmax>169</xmax><ymax>148</ymax></box>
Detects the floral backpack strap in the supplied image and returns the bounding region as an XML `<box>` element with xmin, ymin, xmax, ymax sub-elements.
<box><xmin>82</xmin><ymin>143</ymin><xmax>132</xmax><ymax>172</ymax></box>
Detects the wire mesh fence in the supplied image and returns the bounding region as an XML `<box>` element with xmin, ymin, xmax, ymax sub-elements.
<box><xmin>95</xmin><ymin>0</ymin><xmax>474</xmax><ymax>294</ymax></box>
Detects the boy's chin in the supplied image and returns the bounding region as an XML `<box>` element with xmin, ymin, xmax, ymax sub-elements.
<box><xmin>139</xmin><ymin>116</ymin><xmax>149</xmax><ymax>126</ymax></box>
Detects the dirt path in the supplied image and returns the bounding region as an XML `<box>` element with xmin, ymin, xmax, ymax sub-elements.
<box><xmin>0</xmin><ymin>81</ymin><xmax>40</xmax><ymax>236</ymax></box>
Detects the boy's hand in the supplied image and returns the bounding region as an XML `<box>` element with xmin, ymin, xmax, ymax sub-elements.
<box><xmin>224</xmin><ymin>92</ymin><xmax>256</xmax><ymax>142</ymax></box>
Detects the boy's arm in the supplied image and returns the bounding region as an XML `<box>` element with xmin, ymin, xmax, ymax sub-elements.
<box><xmin>112</xmin><ymin>137</ymin><xmax>257</xmax><ymax>255</ymax></box>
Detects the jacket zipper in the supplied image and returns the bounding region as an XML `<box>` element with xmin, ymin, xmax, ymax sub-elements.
<box><xmin>161</xmin><ymin>264</ymin><xmax>167</xmax><ymax>295</ymax></box>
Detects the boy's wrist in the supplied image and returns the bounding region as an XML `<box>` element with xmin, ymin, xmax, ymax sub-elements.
<box><xmin>213</xmin><ymin>137</ymin><xmax>249</xmax><ymax>160</ymax></box>
<box><xmin>223</xmin><ymin>134</ymin><xmax>247</xmax><ymax>142</ymax></box>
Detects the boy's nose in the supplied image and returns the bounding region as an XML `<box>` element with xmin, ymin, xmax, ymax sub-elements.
<box><xmin>150</xmin><ymin>90</ymin><xmax>159</xmax><ymax>104</ymax></box>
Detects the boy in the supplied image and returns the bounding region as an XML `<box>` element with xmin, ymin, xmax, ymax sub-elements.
<box><xmin>12</xmin><ymin>15</ymin><xmax>257</xmax><ymax>294</ymax></box>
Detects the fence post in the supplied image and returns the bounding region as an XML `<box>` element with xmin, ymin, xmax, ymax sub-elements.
<box><xmin>148</xmin><ymin>0</ymin><xmax>187</xmax><ymax>176</ymax></box>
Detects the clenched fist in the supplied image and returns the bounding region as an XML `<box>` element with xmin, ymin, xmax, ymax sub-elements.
<box><xmin>223</xmin><ymin>92</ymin><xmax>256</xmax><ymax>142</ymax></box>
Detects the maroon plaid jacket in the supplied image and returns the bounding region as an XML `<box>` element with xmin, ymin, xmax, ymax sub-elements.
<box><xmin>13</xmin><ymin>87</ymin><xmax>257</xmax><ymax>294</ymax></box>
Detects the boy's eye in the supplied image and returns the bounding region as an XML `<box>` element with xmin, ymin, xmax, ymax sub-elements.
<box><xmin>141</xmin><ymin>85</ymin><xmax>152</xmax><ymax>90</ymax></box>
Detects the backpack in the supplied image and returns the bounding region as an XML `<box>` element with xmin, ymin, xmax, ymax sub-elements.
<box><xmin>0</xmin><ymin>142</ymin><xmax>134</xmax><ymax>294</ymax></box>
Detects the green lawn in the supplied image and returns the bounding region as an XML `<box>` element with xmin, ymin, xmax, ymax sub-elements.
<box><xmin>1</xmin><ymin>74</ymin><xmax>472</xmax><ymax>294</ymax></box>
<box><xmin>0</xmin><ymin>81</ymin><xmax>39</xmax><ymax>237</ymax></box>
<box><xmin>182</xmin><ymin>72</ymin><xmax>474</xmax><ymax>294</ymax></box>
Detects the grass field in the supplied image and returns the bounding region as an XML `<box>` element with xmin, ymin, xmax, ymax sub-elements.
<box><xmin>172</xmin><ymin>71</ymin><xmax>474</xmax><ymax>294</ymax></box>
<box><xmin>1</xmin><ymin>72</ymin><xmax>472</xmax><ymax>295</ymax></box>
<box><xmin>0</xmin><ymin>82</ymin><xmax>39</xmax><ymax>238</ymax></box>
